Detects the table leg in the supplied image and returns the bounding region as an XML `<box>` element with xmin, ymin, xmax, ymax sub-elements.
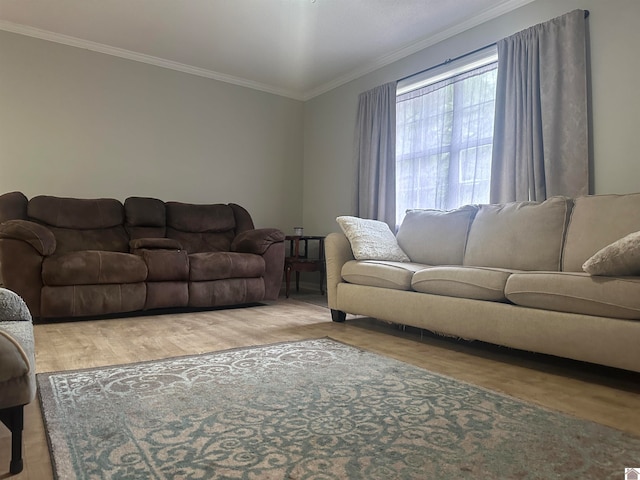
<box><xmin>285</xmin><ymin>266</ymin><xmax>292</xmax><ymax>298</ymax></box>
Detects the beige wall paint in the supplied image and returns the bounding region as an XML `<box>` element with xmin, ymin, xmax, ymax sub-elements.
<box><xmin>303</xmin><ymin>0</ymin><xmax>640</xmax><ymax>235</ymax></box>
<box><xmin>0</xmin><ymin>30</ymin><xmax>304</xmax><ymax>230</ymax></box>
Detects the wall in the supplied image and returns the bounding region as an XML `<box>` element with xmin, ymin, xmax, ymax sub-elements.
<box><xmin>0</xmin><ymin>30</ymin><xmax>304</xmax><ymax>230</ymax></box>
<box><xmin>303</xmin><ymin>0</ymin><xmax>640</xmax><ymax>235</ymax></box>
<box><xmin>3</xmin><ymin>1</ymin><xmax>640</xmax><ymax>236</ymax></box>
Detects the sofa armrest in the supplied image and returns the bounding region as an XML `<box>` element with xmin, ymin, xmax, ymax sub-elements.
<box><xmin>129</xmin><ymin>237</ymin><xmax>183</xmax><ymax>251</ymax></box>
<box><xmin>0</xmin><ymin>220</ymin><xmax>56</xmax><ymax>256</ymax></box>
<box><xmin>231</xmin><ymin>229</ymin><xmax>285</xmax><ymax>300</ymax></box>
<box><xmin>325</xmin><ymin>232</ymin><xmax>355</xmax><ymax>310</ymax></box>
<box><xmin>231</xmin><ymin>228</ymin><xmax>285</xmax><ymax>255</ymax></box>
<box><xmin>0</xmin><ymin>330</ymin><xmax>31</xmax><ymax>381</ymax></box>
<box><xmin>0</xmin><ymin>223</ymin><xmax>52</xmax><ymax>316</ymax></box>
<box><xmin>0</xmin><ymin>288</ymin><xmax>36</xmax><ymax>407</ymax></box>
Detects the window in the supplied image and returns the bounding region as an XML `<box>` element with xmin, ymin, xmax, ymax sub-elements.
<box><xmin>395</xmin><ymin>51</ymin><xmax>498</xmax><ymax>224</ymax></box>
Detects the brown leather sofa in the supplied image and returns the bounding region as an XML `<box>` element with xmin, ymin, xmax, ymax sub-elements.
<box><xmin>0</xmin><ymin>192</ymin><xmax>285</xmax><ymax>319</ymax></box>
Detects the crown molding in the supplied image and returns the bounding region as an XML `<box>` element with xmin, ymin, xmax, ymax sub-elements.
<box><xmin>301</xmin><ymin>0</ymin><xmax>536</xmax><ymax>100</ymax></box>
<box><xmin>0</xmin><ymin>20</ymin><xmax>305</xmax><ymax>101</ymax></box>
<box><xmin>0</xmin><ymin>0</ymin><xmax>534</xmax><ymax>103</ymax></box>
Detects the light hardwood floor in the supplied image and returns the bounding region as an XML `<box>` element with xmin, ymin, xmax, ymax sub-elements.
<box><xmin>1</xmin><ymin>290</ymin><xmax>639</xmax><ymax>479</ymax></box>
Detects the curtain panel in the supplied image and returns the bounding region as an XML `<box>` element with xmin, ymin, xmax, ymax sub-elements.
<box><xmin>354</xmin><ymin>82</ymin><xmax>397</xmax><ymax>229</ymax></box>
<box><xmin>491</xmin><ymin>9</ymin><xmax>589</xmax><ymax>203</ymax></box>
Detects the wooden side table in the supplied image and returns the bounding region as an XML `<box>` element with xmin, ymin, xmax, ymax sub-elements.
<box><xmin>284</xmin><ymin>235</ymin><xmax>325</xmax><ymax>298</ymax></box>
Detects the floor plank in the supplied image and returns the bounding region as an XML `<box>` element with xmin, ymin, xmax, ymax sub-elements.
<box><xmin>1</xmin><ymin>291</ymin><xmax>639</xmax><ymax>479</ymax></box>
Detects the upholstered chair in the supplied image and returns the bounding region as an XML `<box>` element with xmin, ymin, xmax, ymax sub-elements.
<box><xmin>0</xmin><ymin>288</ymin><xmax>36</xmax><ymax>474</ymax></box>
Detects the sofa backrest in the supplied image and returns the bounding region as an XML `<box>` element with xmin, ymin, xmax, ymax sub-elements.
<box><xmin>124</xmin><ymin>197</ymin><xmax>167</xmax><ymax>240</ymax></box>
<box><xmin>463</xmin><ymin>196</ymin><xmax>573</xmax><ymax>271</ymax></box>
<box><xmin>28</xmin><ymin>196</ymin><xmax>129</xmax><ymax>254</ymax></box>
<box><xmin>1</xmin><ymin>193</ymin><xmax>259</xmax><ymax>256</ymax></box>
<box><xmin>0</xmin><ymin>192</ymin><xmax>28</xmax><ymax>223</ymax></box>
<box><xmin>229</xmin><ymin>203</ymin><xmax>256</xmax><ymax>235</ymax></box>
<box><xmin>165</xmin><ymin>202</ymin><xmax>252</xmax><ymax>254</ymax></box>
<box><xmin>562</xmin><ymin>193</ymin><xmax>640</xmax><ymax>271</ymax></box>
<box><xmin>396</xmin><ymin>205</ymin><xmax>478</xmax><ymax>265</ymax></box>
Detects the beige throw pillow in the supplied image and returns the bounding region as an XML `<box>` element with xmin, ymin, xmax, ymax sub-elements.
<box><xmin>336</xmin><ymin>216</ymin><xmax>410</xmax><ymax>262</ymax></box>
<box><xmin>562</xmin><ymin>193</ymin><xmax>640</xmax><ymax>271</ymax></box>
<box><xmin>582</xmin><ymin>231</ymin><xmax>640</xmax><ymax>276</ymax></box>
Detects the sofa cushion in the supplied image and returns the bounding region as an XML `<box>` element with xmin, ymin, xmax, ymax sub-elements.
<box><xmin>29</xmin><ymin>196</ymin><xmax>124</xmax><ymax>229</ymax></box>
<box><xmin>189</xmin><ymin>252</ymin><xmax>265</xmax><ymax>281</ymax></box>
<box><xmin>464</xmin><ymin>196</ymin><xmax>572</xmax><ymax>271</ymax></box>
<box><xmin>341</xmin><ymin>260</ymin><xmax>424</xmax><ymax>290</ymax></box>
<box><xmin>48</xmin><ymin>226</ymin><xmax>130</xmax><ymax>254</ymax></box>
<box><xmin>396</xmin><ymin>206</ymin><xmax>477</xmax><ymax>266</ymax></box>
<box><xmin>188</xmin><ymin>278</ymin><xmax>265</xmax><ymax>307</ymax></box>
<box><xmin>0</xmin><ymin>191</ymin><xmax>28</xmax><ymax>223</ymax></box>
<box><xmin>125</xmin><ymin>197</ymin><xmax>166</xmax><ymax>227</ymax></box>
<box><xmin>42</xmin><ymin>251</ymin><xmax>148</xmax><ymax>285</ymax></box>
<box><xmin>229</xmin><ymin>203</ymin><xmax>256</xmax><ymax>234</ymax></box>
<box><xmin>167</xmin><ymin>202</ymin><xmax>236</xmax><ymax>233</ymax></box>
<box><xmin>125</xmin><ymin>197</ymin><xmax>167</xmax><ymax>240</ymax></box>
<box><xmin>138</xmin><ymin>249</ymin><xmax>189</xmax><ymax>282</ymax></box>
<box><xmin>582</xmin><ymin>231</ymin><xmax>640</xmax><ymax>276</ymax></box>
<box><xmin>411</xmin><ymin>266</ymin><xmax>514</xmax><ymax>301</ymax></box>
<box><xmin>563</xmin><ymin>193</ymin><xmax>640</xmax><ymax>272</ymax></box>
<box><xmin>41</xmin><ymin>284</ymin><xmax>147</xmax><ymax>318</ymax></box>
<box><xmin>27</xmin><ymin>196</ymin><xmax>129</xmax><ymax>253</ymax></box>
<box><xmin>336</xmin><ymin>216</ymin><xmax>409</xmax><ymax>262</ymax></box>
<box><xmin>505</xmin><ymin>271</ymin><xmax>640</xmax><ymax>320</ymax></box>
<box><xmin>145</xmin><ymin>282</ymin><xmax>189</xmax><ymax>310</ymax></box>
<box><xmin>166</xmin><ymin>203</ymin><xmax>238</xmax><ymax>254</ymax></box>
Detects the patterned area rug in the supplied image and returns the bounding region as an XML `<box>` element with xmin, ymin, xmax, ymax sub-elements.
<box><xmin>38</xmin><ymin>338</ymin><xmax>639</xmax><ymax>479</ymax></box>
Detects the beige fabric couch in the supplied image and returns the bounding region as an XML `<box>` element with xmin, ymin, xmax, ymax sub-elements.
<box><xmin>326</xmin><ymin>194</ymin><xmax>640</xmax><ymax>373</ymax></box>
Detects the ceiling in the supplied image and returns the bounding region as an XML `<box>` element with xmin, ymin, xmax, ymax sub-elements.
<box><xmin>0</xmin><ymin>0</ymin><xmax>532</xmax><ymax>100</ymax></box>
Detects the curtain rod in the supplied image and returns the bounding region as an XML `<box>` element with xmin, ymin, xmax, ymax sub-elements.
<box><xmin>398</xmin><ymin>9</ymin><xmax>589</xmax><ymax>84</ymax></box>
<box><xmin>398</xmin><ymin>43</ymin><xmax>495</xmax><ymax>83</ymax></box>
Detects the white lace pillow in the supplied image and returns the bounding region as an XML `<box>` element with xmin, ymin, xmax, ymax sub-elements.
<box><xmin>582</xmin><ymin>231</ymin><xmax>640</xmax><ymax>275</ymax></box>
<box><xmin>336</xmin><ymin>216</ymin><xmax>409</xmax><ymax>262</ymax></box>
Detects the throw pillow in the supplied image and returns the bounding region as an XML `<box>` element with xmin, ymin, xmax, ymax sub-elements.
<box><xmin>582</xmin><ymin>231</ymin><xmax>640</xmax><ymax>276</ymax></box>
<box><xmin>336</xmin><ymin>216</ymin><xmax>410</xmax><ymax>262</ymax></box>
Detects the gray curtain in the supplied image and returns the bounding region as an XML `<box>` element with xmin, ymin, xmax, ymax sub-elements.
<box><xmin>355</xmin><ymin>81</ymin><xmax>397</xmax><ymax>229</ymax></box>
<box><xmin>490</xmin><ymin>9</ymin><xmax>589</xmax><ymax>203</ymax></box>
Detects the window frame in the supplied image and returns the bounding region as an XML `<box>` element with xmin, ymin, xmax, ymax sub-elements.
<box><xmin>395</xmin><ymin>48</ymin><xmax>498</xmax><ymax>220</ymax></box>
<box><xmin>396</xmin><ymin>47</ymin><xmax>497</xmax><ymax>95</ymax></box>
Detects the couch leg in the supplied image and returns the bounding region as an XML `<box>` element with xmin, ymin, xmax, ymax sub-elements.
<box><xmin>0</xmin><ymin>405</ymin><xmax>25</xmax><ymax>474</ymax></box>
<box><xmin>331</xmin><ymin>309</ymin><xmax>346</xmax><ymax>323</ymax></box>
